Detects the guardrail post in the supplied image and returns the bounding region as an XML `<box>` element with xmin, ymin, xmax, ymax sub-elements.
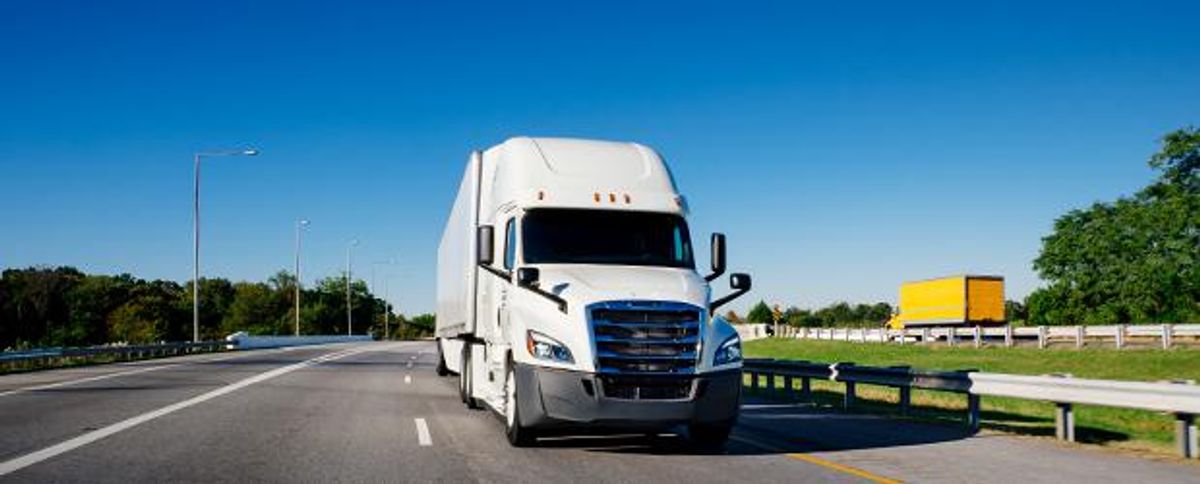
<box><xmin>1075</xmin><ymin>325</ymin><xmax>1085</xmax><ymax>349</ymax></box>
<box><xmin>973</xmin><ymin>326</ymin><xmax>982</xmax><ymax>348</ymax></box>
<box><xmin>1176</xmin><ymin>413</ymin><xmax>1197</xmax><ymax>459</ymax></box>
<box><xmin>947</xmin><ymin>328</ymin><xmax>957</xmax><ymax>347</ymax></box>
<box><xmin>750</xmin><ymin>371</ymin><xmax>759</xmax><ymax>393</ymax></box>
<box><xmin>859</xmin><ymin>329</ymin><xmax>867</xmax><ymax>343</ymax></box>
<box><xmin>898</xmin><ymin>329</ymin><xmax>906</xmax><ymax>345</ymax></box>
<box><xmin>766</xmin><ymin>372</ymin><xmax>776</xmax><ymax>397</ymax></box>
<box><xmin>1115</xmin><ymin>324</ymin><xmax>1126</xmax><ymax>349</ymax></box>
<box><xmin>967</xmin><ymin>394</ymin><xmax>981</xmax><ymax>431</ymax></box>
<box><xmin>1004</xmin><ymin>325</ymin><xmax>1014</xmax><ymax>347</ymax></box>
<box><xmin>899</xmin><ymin>386</ymin><xmax>912</xmax><ymax>416</ymax></box>
<box><xmin>1163</xmin><ymin>324</ymin><xmax>1174</xmax><ymax>350</ymax></box>
<box><xmin>784</xmin><ymin>375</ymin><xmax>794</xmax><ymax>400</ymax></box>
<box><xmin>1038</xmin><ymin>326</ymin><xmax>1048</xmax><ymax>349</ymax></box>
<box><xmin>844</xmin><ymin>381</ymin><xmax>856</xmax><ymax>410</ymax></box>
<box><xmin>922</xmin><ymin>328</ymin><xmax>932</xmax><ymax>343</ymax></box>
<box><xmin>1055</xmin><ymin>403</ymin><xmax>1075</xmax><ymax>442</ymax></box>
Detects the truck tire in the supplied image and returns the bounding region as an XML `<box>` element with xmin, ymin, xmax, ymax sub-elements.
<box><xmin>435</xmin><ymin>340</ymin><xmax>450</xmax><ymax>377</ymax></box>
<box><xmin>504</xmin><ymin>364</ymin><xmax>537</xmax><ymax>447</ymax></box>
<box><xmin>688</xmin><ymin>420</ymin><xmax>733</xmax><ymax>450</ymax></box>
<box><xmin>460</xmin><ymin>345</ymin><xmax>481</xmax><ymax>409</ymax></box>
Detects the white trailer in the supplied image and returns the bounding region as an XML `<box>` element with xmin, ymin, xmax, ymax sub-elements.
<box><xmin>436</xmin><ymin>137</ymin><xmax>752</xmax><ymax>447</ymax></box>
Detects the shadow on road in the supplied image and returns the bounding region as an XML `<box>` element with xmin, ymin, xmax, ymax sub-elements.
<box><xmin>526</xmin><ymin>393</ymin><xmax>1131</xmax><ymax>456</ymax></box>
<box><xmin>521</xmin><ymin>402</ymin><xmax>978</xmax><ymax>456</ymax></box>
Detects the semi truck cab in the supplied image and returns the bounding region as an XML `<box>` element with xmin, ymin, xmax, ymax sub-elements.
<box><xmin>436</xmin><ymin>137</ymin><xmax>751</xmax><ymax>447</ymax></box>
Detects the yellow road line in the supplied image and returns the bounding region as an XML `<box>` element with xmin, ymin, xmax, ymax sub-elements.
<box><xmin>731</xmin><ymin>435</ymin><xmax>902</xmax><ymax>484</ymax></box>
<box><xmin>786</xmin><ymin>453</ymin><xmax>902</xmax><ymax>484</ymax></box>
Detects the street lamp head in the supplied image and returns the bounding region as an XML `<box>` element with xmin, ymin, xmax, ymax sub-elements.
<box><xmin>242</xmin><ymin>149</ymin><xmax>259</xmax><ymax>156</ymax></box>
<box><xmin>298</xmin><ymin>219</ymin><xmax>310</xmax><ymax>226</ymax></box>
<box><xmin>349</xmin><ymin>238</ymin><xmax>359</xmax><ymax>246</ymax></box>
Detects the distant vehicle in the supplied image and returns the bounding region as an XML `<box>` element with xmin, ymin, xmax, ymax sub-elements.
<box><xmin>885</xmin><ymin>275</ymin><xmax>1005</xmax><ymax>330</ymax></box>
<box><xmin>435</xmin><ymin>137</ymin><xmax>753</xmax><ymax>447</ymax></box>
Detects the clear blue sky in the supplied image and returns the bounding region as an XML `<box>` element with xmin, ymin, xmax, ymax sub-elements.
<box><xmin>1</xmin><ymin>1</ymin><xmax>1197</xmax><ymax>315</ymax></box>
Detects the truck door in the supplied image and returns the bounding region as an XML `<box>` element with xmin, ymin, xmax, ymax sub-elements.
<box><xmin>498</xmin><ymin>217</ymin><xmax>516</xmax><ymax>341</ymax></box>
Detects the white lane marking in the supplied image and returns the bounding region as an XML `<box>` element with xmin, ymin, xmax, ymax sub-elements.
<box><xmin>404</xmin><ymin>375</ymin><xmax>412</xmax><ymax>384</ymax></box>
<box><xmin>0</xmin><ymin>364</ymin><xmax>181</xmax><ymax>398</ymax></box>
<box><xmin>0</xmin><ymin>346</ymin><xmax>309</xmax><ymax>399</ymax></box>
<box><xmin>414</xmin><ymin>418</ymin><xmax>432</xmax><ymax>446</ymax></box>
<box><xmin>0</xmin><ymin>346</ymin><xmax>369</xmax><ymax>477</ymax></box>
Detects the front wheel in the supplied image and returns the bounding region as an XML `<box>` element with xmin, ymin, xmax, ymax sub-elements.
<box><xmin>504</xmin><ymin>366</ymin><xmax>537</xmax><ymax>447</ymax></box>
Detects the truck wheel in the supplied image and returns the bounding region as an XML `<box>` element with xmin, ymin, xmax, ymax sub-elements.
<box><xmin>460</xmin><ymin>345</ymin><xmax>480</xmax><ymax>409</ymax></box>
<box><xmin>504</xmin><ymin>365</ymin><xmax>537</xmax><ymax>447</ymax></box>
<box><xmin>435</xmin><ymin>340</ymin><xmax>450</xmax><ymax>377</ymax></box>
<box><xmin>688</xmin><ymin>421</ymin><xmax>733</xmax><ymax>450</ymax></box>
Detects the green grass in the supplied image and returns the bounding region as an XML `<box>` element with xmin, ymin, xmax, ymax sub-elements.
<box><xmin>743</xmin><ymin>338</ymin><xmax>1200</xmax><ymax>456</ymax></box>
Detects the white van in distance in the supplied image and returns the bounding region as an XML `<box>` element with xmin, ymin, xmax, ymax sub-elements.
<box><xmin>435</xmin><ymin>137</ymin><xmax>752</xmax><ymax>447</ymax></box>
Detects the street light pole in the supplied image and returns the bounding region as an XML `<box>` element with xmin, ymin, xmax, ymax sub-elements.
<box><xmin>346</xmin><ymin>239</ymin><xmax>359</xmax><ymax>335</ymax></box>
<box><xmin>193</xmin><ymin>148</ymin><xmax>258</xmax><ymax>343</ymax></box>
<box><xmin>383</xmin><ymin>277</ymin><xmax>390</xmax><ymax>340</ymax></box>
<box><xmin>372</xmin><ymin>258</ymin><xmax>396</xmax><ymax>340</ymax></box>
<box><xmin>294</xmin><ymin>219</ymin><xmax>310</xmax><ymax>336</ymax></box>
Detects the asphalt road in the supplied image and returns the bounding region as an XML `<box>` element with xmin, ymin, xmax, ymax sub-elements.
<box><xmin>0</xmin><ymin>341</ymin><xmax>1194</xmax><ymax>483</ymax></box>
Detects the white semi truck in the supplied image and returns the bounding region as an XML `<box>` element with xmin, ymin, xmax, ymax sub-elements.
<box><xmin>435</xmin><ymin>137</ymin><xmax>752</xmax><ymax>447</ymax></box>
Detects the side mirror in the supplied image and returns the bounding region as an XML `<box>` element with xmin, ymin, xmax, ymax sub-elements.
<box><xmin>706</xmin><ymin>233</ymin><xmax>726</xmax><ymax>282</ymax></box>
<box><xmin>517</xmin><ymin>267</ymin><xmax>540</xmax><ymax>287</ymax></box>
<box><xmin>477</xmin><ymin>225</ymin><xmax>494</xmax><ymax>266</ymax></box>
<box><xmin>710</xmin><ymin>272</ymin><xmax>752</xmax><ymax>313</ymax></box>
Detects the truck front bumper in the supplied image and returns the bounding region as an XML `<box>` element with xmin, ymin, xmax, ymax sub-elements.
<box><xmin>514</xmin><ymin>364</ymin><xmax>741</xmax><ymax>429</ymax></box>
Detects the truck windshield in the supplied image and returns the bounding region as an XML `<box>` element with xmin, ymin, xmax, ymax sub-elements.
<box><xmin>522</xmin><ymin>209</ymin><xmax>694</xmax><ymax>268</ymax></box>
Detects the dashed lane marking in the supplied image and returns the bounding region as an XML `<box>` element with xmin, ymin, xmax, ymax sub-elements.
<box><xmin>415</xmin><ymin>418</ymin><xmax>432</xmax><ymax>446</ymax></box>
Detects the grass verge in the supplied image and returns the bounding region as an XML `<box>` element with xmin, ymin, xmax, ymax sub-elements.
<box><xmin>743</xmin><ymin>338</ymin><xmax>1200</xmax><ymax>456</ymax></box>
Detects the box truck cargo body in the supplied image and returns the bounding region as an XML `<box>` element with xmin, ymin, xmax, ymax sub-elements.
<box><xmin>436</xmin><ymin>137</ymin><xmax>752</xmax><ymax>447</ymax></box>
<box><xmin>886</xmin><ymin>275</ymin><xmax>1005</xmax><ymax>329</ymax></box>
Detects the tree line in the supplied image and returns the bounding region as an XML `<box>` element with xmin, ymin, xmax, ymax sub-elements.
<box><xmin>726</xmin><ymin>300</ymin><xmax>895</xmax><ymax>328</ymax></box>
<box><xmin>0</xmin><ymin>266</ymin><xmax>434</xmax><ymax>350</ymax></box>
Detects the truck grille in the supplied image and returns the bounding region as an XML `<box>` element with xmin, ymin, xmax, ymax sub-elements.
<box><xmin>598</xmin><ymin>375</ymin><xmax>695</xmax><ymax>400</ymax></box>
<box><xmin>589</xmin><ymin>301</ymin><xmax>702</xmax><ymax>377</ymax></box>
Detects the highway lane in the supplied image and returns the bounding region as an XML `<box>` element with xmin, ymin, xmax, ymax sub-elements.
<box><xmin>0</xmin><ymin>341</ymin><xmax>1195</xmax><ymax>483</ymax></box>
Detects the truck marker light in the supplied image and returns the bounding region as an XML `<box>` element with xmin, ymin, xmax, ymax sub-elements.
<box><xmin>609</xmin><ymin>193</ymin><xmax>616</xmax><ymax>203</ymax></box>
<box><xmin>538</xmin><ymin>190</ymin><xmax>545</xmax><ymax>201</ymax></box>
<box><xmin>624</xmin><ymin>194</ymin><xmax>631</xmax><ymax>204</ymax></box>
<box><xmin>593</xmin><ymin>192</ymin><xmax>601</xmax><ymax>202</ymax></box>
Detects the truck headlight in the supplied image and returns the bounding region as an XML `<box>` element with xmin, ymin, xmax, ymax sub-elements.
<box><xmin>526</xmin><ymin>330</ymin><xmax>574</xmax><ymax>363</ymax></box>
<box><xmin>713</xmin><ymin>335</ymin><xmax>742</xmax><ymax>366</ymax></box>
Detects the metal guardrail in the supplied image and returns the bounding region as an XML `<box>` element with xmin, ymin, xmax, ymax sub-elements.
<box><xmin>738</xmin><ymin>323</ymin><xmax>1200</xmax><ymax>349</ymax></box>
<box><xmin>0</xmin><ymin>341</ymin><xmax>226</xmax><ymax>365</ymax></box>
<box><xmin>743</xmin><ymin>358</ymin><xmax>1200</xmax><ymax>459</ymax></box>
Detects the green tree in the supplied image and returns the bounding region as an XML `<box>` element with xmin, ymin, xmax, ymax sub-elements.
<box><xmin>1029</xmin><ymin>127</ymin><xmax>1200</xmax><ymax>325</ymax></box>
<box><xmin>746</xmin><ymin>301</ymin><xmax>772</xmax><ymax>324</ymax></box>
<box><xmin>223</xmin><ymin>282</ymin><xmax>281</xmax><ymax>335</ymax></box>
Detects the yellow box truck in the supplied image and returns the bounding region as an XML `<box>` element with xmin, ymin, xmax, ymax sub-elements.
<box><xmin>885</xmin><ymin>275</ymin><xmax>1005</xmax><ymax>329</ymax></box>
